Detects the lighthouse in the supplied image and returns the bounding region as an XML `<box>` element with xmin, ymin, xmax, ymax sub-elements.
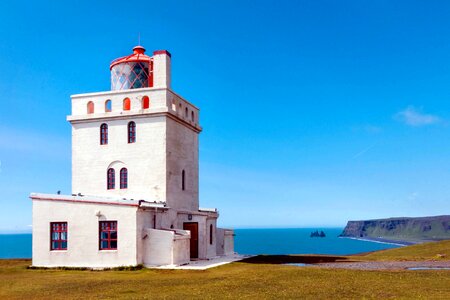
<box><xmin>30</xmin><ymin>46</ymin><xmax>234</xmax><ymax>268</ymax></box>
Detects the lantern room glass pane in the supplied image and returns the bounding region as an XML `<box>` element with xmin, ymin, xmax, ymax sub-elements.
<box><xmin>111</xmin><ymin>62</ymin><xmax>150</xmax><ymax>91</ymax></box>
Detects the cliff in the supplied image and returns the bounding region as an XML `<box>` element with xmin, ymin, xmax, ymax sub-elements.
<box><xmin>340</xmin><ymin>215</ymin><xmax>450</xmax><ymax>242</ymax></box>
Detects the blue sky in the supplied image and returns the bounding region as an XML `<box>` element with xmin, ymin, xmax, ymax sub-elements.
<box><xmin>1</xmin><ymin>0</ymin><xmax>450</xmax><ymax>232</ymax></box>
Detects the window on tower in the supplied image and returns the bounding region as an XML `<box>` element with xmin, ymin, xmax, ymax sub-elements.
<box><xmin>105</xmin><ymin>100</ymin><xmax>112</xmax><ymax>112</ymax></box>
<box><xmin>128</xmin><ymin>121</ymin><xmax>136</xmax><ymax>143</ymax></box>
<box><xmin>100</xmin><ymin>123</ymin><xmax>108</xmax><ymax>145</ymax></box>
<box><xmin>87</xmin><ymin>101</ymin><xmax>94</xmax><ymax>114</ymax></box>
<box><xmin>210</xmin><ymin>224</ymin><xmax>213</xmax><ymax>245</ymax></box>
<box><xmin>107</xmin><ymin>168</ymin><xmax>115</xmax><ymax>189</ymax></box>
<box><xmin>99</xmin><ymin>221</ymin><xmax>118</xmax><ymax>250</ymax></box>
<box><xmin>123</xmin><ymin>98</ymin><xmax>131</xmax><ymax>111</ymax></box>
<box><xmin>120</xmin><ymin>168</ymin><xmax>128</xmax><ymax>189</ymax></box>
<box><xmin>185</xmin><ymin>107</ymin><xmax>188</xmax><ymax>118</ymax></box>
<box><xmin>191</xmin><ymin>111</ymin><xmax>195</xmax><ymax>122</ymax></box>
<box><xmin>142</xmin><ymin>96</ymin><xmax>150</xmax><ymax>109</ymax></box>
<box><xmin>182</xmin><ymin>170</ymin><xmax>185</xmax><ymax>191</ymax></box>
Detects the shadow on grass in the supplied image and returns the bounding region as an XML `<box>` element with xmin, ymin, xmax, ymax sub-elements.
<box><xmin>240</xmin><ymin>255</ymin><xmax>353</xmax><ymax>264</ymax></box>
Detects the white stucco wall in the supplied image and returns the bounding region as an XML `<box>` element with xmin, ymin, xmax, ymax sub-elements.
<box><xmin>216</xmin><ymin>228</ymin><xmax>235</xmax><ymax>256</ymax></box>
<box><xmin>32</xmin><ymin>199</ymin><xmax>138</xmax><ymax>268</ymax></box>
<box><xmin>71</xmin><ymin>115</ymin><xmax>167</xmax><ymax>201</ymax></box>
<box><xmin>166</xmin><ymin>117</ymin><xmax>199</xmax><ymax>211</ymax></box>
<box><xmin>142</xmin><ymin>228</ymin><xmax>190</xmax><ymax>266</ymax></box>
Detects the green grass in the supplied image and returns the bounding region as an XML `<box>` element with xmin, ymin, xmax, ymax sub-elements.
<box><xmin>358</xmin><ymin>240</ymin><xmax>450</xmax><ymax>261</ymax></box>
<box><xmin>1</xmin><ymin>241</ymin><xmax>449</xmax><ymax>299</ymax></box>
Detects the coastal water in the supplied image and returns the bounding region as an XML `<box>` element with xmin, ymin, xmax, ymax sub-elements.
<box><xmin>234</xmin><ymin>228</ymin><xmax>399</xmax><ymax>255</ymax></box>
<box><xmin>0</xmin><ymin>228</ymin><xmax>399</xmax><ymax>259</ymax></box>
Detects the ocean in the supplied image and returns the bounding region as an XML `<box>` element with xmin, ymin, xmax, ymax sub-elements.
<box><xmin>0</xmin><ymin>228</ymin><xmax>399</xmax><ymax>259</ymax></box>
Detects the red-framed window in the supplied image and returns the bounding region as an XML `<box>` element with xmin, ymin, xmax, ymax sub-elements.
<box><xmin>99</xmin><ymin>221</ymin><xmax>118</xmax><ymax>250</ymax></box>
<box><xmin>128</xmin><ymin>121</ymin><xmax>136</xmax><ymax>143</ymax></box>
<box><xmin>100</xmin><ymin>123</ymin><xmax>108</xmax><ymax>145</ymax></box>
<box><xmin>87</xmin><ymin>101</ymin><xmax>94</xmax><ymax>114</ymax></box>
<box><xmin>107</xmin><ymin>168</ymin><xmax>115</xmax><ymax>189</ymax></box>
<box><xmin>120</xmin><ymin>168</ymin><xmax>128</xmax><ymax>189</ymax></box>
<box><xmin>50</xmin><ymin>222</ymin><xmax>67</xmax><ymax>250</ymax></box>
<box><xmin>142</xmin><ymin>96</ymin><xmax>150</xmax><ymax>109</ymax></box>
<box><xmin>123</xmin><ymin>98</ymin><xmax>131</xmax><ymax>111</ymax></box>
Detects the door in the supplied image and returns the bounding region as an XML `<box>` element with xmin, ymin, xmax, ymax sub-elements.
<box><xmin>183</xmin><ymin>222</ymin><xmax>198</xmax><ymax>259</ymax></box>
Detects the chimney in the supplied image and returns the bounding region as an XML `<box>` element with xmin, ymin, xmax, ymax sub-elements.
<box><xmin>152</xmin><ymin>50</ymin><xmax>171</xmax><ymax>89</ymax></box>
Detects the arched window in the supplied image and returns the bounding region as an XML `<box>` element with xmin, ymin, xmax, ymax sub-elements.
<box><xmin>123</xmin><ymin>98</ymin><xmax>131</xmax><ymax>111</ymax></box>
<box><xmin>182</xmin><ymin>170</ymin><xmax>185</xmax><ymax>191</ymax></box>
<box><xmin>128</xmin><ymin>121</ymin><xmax>136</xmax><ymax>143</ymax></box>
<box><xmin>120</xmin><ymin>168</ymin><xmax>128</xmax><ymax>189</ymax></box>
<box><xmin>210</xmin><ymin>224</ymin><xmax>213</xmax><ymax>245</ymax></box>
<box><xmin>105</xmin><ymin>100</ymin><xmax>112</xmax><ymax>112</ymax></box>
<box><xmin>142</xmin><ymin>96</ymin><xmax>150</xmax><ymax>109</ymax></box>
<box><xmin>191</xmin><ymin>111</ymin><xmax>195</xmax><ymax>122</ymax></box>
<box><xmin>87</xmin><ymin>101</ymin><xmax>94</xmax><ymax>114</ymax></box>
<box><xmin>100</xmin><ymin>123</ymin><xmax>108</xmax><ymax>145</ymax></box>
<box><xmin>185</xmin><ymin>107</ymin><xmax>188</xmax><ymax>118</ymax></box>
<box><xmin>107</xmin><ymin>168</ymin><xmax>115</xmax><ymax>190</ymax></box>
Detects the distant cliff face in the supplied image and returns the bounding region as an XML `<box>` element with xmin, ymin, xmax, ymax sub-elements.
<box><xmin>340</xmin><ymin>215</ymin><xmax>450</xmax><ymax>241</ymax></box>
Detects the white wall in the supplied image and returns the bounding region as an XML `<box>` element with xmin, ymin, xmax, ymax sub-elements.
<box><xmin>72</xmin><ymin>115</ymin><xmax>167</xmax><ymax>201</ymax></box>
<box><xmin>32</xmin><ymin>199</ymin><xmax>138</xmax><ymax>268</ymax></box>
<box><xmin>142</xmin><ymin>228</ymin><xmax>190</xmax><ymax>266</ymax></box>
<box><xmin>166</xmin><ymin>117</ymin><xmax>199</xmax><ymax>211</ymax></box>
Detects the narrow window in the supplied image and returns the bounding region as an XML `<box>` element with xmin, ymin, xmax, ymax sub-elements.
<box><xmin>120</xmin><ymin>168</ymin><xmax>128</xmax><ymax>189</ymax></box>
<box><xmin>210</xmin><ymin>224</ymin><xmax>213</xmax><ymax>245</ymax></box>
<box><xmin>128</xmin><ymin>121</ymin><xmax>136</xmax><ymax>143</ymax></box>
<box><xmin>105</xmin><ymin>100</ymin><xmax>112</xmax><ymax>112</ymax></box>
<box><xmin>50</xmin><ymin>222</ymin><xmax>67</xmax><ymax>250</ymax></box>
<box><xmin>182</xmin><ymin>170</ymin><xmax>185</xmax><ymax>191</ymax></box>
<box><xmin>185</xmin><ymin>107</ymin><xmax>188</xmax><ymax>118</ymax></box>
<box><xmin>100</xmin><ymin>123</ymin><xmax>108</xmax><ymax>145</ymax></box>
<box><xmin>107</xmin><ymin>168</ymin><xmax>115</xmax><ymax>190</ymax></box>
<box><xmin>142</xmin><ymin>96</ymin><xmax>150</xmax><ymax>109</ymax></box>
<box><xmin>123</xmin><ymin>98</ymin><xmax>131</xmax><ymax>111</ymax></box>
<box><xmin>191</xmin><ymin>111</ymin><xmax>195</xmax><ymax>122</ymax></box>
<box><xmin>172</xmin><ymin>99</ymin><xmax>177</xmax><ymax>111</ymax></box>
<box><xmin>99</xmin><ymin>221</ymin><xmax>118</xmax><ymax>250</ymax></box>
<box><xmin>87</xmin><ymin>101</ymin><xmax>94</xmax><ymax>114</ymax></box>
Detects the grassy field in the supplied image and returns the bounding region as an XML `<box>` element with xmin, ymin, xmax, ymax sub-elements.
<box><xmin>1</xmin><ymin>241</ymin><xmax>449</xmax><ymax>299</ymax></box>
<box><xmin>358</xmin><ymin>239</ymin><xmax>450</xmax><ymax>261</ymax></box>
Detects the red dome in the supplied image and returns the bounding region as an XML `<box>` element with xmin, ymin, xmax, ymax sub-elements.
<box><xmin>110</xmin><ymin>45</ymin><xmax>152</xmax><ymax>70</ymax></box>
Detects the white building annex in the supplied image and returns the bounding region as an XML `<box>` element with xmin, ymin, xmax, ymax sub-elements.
<box><xmin>30</xmin><ymin>46</ymin><xmax>235</xmax><ymax>268</ymax></box>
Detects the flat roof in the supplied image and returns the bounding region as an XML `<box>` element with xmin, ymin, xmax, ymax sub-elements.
<box><xmin>29</xmin><ymin>193</ymin><xmax>166</xmax><ymax>208</ymax></box>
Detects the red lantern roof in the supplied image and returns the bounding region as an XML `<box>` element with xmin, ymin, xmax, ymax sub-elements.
<box><xmin>110</xmin><ymin>45</ymin><xmax>152</xmax><ymax>70</ymax></box>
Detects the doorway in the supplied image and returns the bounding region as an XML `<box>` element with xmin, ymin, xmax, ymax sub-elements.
<box><xmin>183</xmin><ymin>222</ymin><xmax>198</xmax><ymax>259</ymax></box>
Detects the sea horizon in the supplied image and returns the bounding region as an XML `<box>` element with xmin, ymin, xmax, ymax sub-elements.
<box><xmin>0</xmin><ymin>227</ymin><xmax>401</xmax><ymax>259</ymax></box>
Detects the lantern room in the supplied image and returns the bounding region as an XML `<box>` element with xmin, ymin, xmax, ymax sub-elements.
<box><xmin>110</xmin><ymin>45</ymin><xmax>153</xmax><ymax>91</ymax></box>
<box><xmin>109</xmin><ymin>46</ymin><xmax>172</xmax><ymax>91</ymax></box>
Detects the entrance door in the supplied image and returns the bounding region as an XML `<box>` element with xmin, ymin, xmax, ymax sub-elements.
<box><xmin>183</xmin><ymin>222</ymin><xmax>198</xmax><ymax>259</ymax></box>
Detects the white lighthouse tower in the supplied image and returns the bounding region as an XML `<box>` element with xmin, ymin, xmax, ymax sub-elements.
<box><xmin>30</xmin><ymin>46</ymin><xmax>234</xmax><ymax>268</ymax></box>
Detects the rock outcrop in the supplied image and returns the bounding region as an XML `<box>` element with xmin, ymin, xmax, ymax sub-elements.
<box><xmin>340</xmin><ymin>215</ymin><xmax>450</xmax><ymax>241</ymax></box>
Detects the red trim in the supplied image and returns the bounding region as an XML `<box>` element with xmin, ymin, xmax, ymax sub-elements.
<box><xmin>153</xmin><ymin>50</ymin><xmax>171</xmax><ymax>57</ymax></box>
<box><xmin>50</xmin><ymin>222</ymin><xmax>67</xmax><ymax>250</ymax></box>
<box><xmin>30</xmin><ymin>196</ymin><xmax>139</xmax><ymax>207</ymax></box>
<box><xmin>99</xmin><ymin>221</ymin><xmax>118</xmax><ymax>250</ymax></box>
